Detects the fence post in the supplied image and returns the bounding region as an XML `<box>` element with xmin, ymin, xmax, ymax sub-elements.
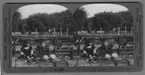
<box><xmin>117</xmin><ymin>27</ymin><xmax>120</xmax><ymax>36</ymax></box>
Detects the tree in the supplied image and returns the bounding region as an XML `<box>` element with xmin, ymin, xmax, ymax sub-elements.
<box><xmin>92</xmin><ymin>11</ymin><xmax>133</xmax><ymax>32</ymax></box>
<box><xmin>73</xmin><ymin>8</ymin><xmax>87</xmax><ymax>32</ymax></box>
<box><xmin>118</xmin><ymin>10</ymin><xmax>133</xmax><ymax>31</ymax></box>
<box><xmin>12</xmin><ymin>12</ymin><xmax>21</xmax><ymax>32</ymax></box>
<box><xmin>17</xmin><ymin>10</ymin><xmax>73</xmax><ymax>34</ymax></box>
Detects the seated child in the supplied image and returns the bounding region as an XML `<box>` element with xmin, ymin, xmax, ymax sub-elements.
<box><xmin>82</xmin><ymin>40</ymin><xmax>98</xmax><ymax>63</ymax></box>
<box><xmin>20</xmin><ymin>42</ymin><xmax>36</xmax><ymax>64</ymax></box>
<box><xmin>98</xmin><ymin>42</ymin><xmax>119</xmax><ymax>60</ymax></box>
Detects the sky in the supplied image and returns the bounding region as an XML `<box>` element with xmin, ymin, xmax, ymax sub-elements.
<box><xmin>81</xmin><ymin>4</ymin><xmax>129</xmax><ymax>18</ymax></box>
<box><xmin>17</xmin><ymin>4</ymin><xmax>68</xmax><ymax>19</ymax></box>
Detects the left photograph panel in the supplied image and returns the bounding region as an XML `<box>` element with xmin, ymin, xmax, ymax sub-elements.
<box><xmin>11</xmin><ymin>4</ymin><xmax>76</xmax><ymax>67</ymax></box>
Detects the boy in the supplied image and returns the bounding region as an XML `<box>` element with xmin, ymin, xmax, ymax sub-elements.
<box><xmin>20</xmin><ymin>42</ymin><xmax>36</xmax><ymax>64</ymax></box>
<box><xmin>82</xmin><ymin>40</ymin><xmax>98</xmax><ymax>63</ymax></box>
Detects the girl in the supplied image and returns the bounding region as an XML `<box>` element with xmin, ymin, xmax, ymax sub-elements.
<box><xmin>98</xmin><ymin>41</ymin><xmax>119</xmax><ymax>60</ymax></box>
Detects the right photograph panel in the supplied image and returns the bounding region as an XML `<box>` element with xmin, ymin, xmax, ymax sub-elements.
<box><xmin>73</xmin><ymin>3</ymin><xmax>134</xmax><ymax>66</ymax></box>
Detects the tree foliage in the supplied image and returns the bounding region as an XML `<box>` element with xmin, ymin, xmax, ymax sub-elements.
<box><xmin>12</xmin><ymin>10</ymin><xmax>73</xmax><ymax>34</ymax></box>
<box><xmin>73</xmin><ymin>8</ymin><xmax>87</xmax><ymax>31</ymax></box>
<box><xmin>73</xmin><ymin>10</ymin><xmax>133</xmax><ymax>33</ymax></box>
<box><xmin>12</xmin><ymin>9</ymin><xmax>133</xmax><ymax>34</ymax></box>
<box><xmin>12</xmin><ymin>12</ymin><xmax>21</xmax><ymax>32</ymax></box>
<box><xmin>92</xmin><ymin>11</ymin><xmax>133</xmax><ymax>32</ymax></box>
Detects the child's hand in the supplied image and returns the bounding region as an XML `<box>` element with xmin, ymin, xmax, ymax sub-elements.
<box><xmin>89</xmin><ymin>55</ymin><xmax>93</xmax><ymax>59</ymax></box>
<box><xmin>83</xmin><ymin>51</ymin><xmax>87</xmax><ymax>54</ymax></box>
<box><xmin>93</xmin><ymin>56</ymin><xmax>96</xmax><ymax>58</ymax></box>
<box><xmin>93</xmin><ymin>48</ymin><xmax>97</xmax><ymax>53</ymax></box>
<box><xmin>27</xmin><ymin>56</ymin><xmax>30</xmax><ymax>59</ymax></box>
<box><xmin>20</xmin><ymin>52</ymin><xmax>24</xmax><ymax>55</ymax></box>
<box><xmin>93</xmin><ymin>51</ymin><xmax>96</xmax><ymax>54</ymax></box>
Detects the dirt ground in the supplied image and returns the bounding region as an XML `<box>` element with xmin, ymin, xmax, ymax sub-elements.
<box><xmin>12</xmin><ymin>42</ymin><xmax>133</xmax><ymax>67</ymax></box>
